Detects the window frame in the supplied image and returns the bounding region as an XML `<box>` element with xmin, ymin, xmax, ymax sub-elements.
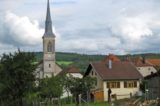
<box><xmin>124</xmin><ymin>81</ymin><xmax>137</xmax><ymax>88</ymax></box>
<box><xmin>107</xmin><ymin>81</ymin><xmax>120</xmax><ymax>88</ymax></box>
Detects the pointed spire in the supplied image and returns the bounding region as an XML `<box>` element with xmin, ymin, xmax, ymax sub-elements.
<box><xmin>46</xmin><ymin>0</ymin><xmax>51</xmax><ymax>22</ymax></box>
<box><xmin>44</xmin><ymin>0</ymin><xmax>55</xmax><ymax>37</ymax></box>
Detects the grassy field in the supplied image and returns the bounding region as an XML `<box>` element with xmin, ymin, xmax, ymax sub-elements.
<box><xmin>65</xmin><ymin>102</ymin><xmax>110</xmax><ymax>106</ymax></box>
<box><xmin>57</xmin><ymin>61</ymin><xmax>73</xmax><ymax>66</ymax></box>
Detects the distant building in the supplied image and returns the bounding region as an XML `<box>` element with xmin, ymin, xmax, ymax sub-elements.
<box><xmin>102</xmin><ymin>53</ymin><xmax>121</xmax><ymax>62</ymax></box>
<box><xmin>36</xmin><ymin>0</ymin><xmax>62</xmax><ymax>78</ymax></box>
<box><xmin>145</xmin><ymin>72</ymin><xmax>160</xmax><ymax>100</ymax></box>
<box><xmin>58</xmin><ymin>66</ymin><xmax>83</xmax><ymax>78</ymax></box>
<box><xmin>84</xmin><ymin>54</ymin><xmax>142</xmax><ymax>102</ymax></box>
<box><xmin>127</xmin><ymin>56</ymin><xmax>157</xmax><ymax>77</ymax></box>
<box><xmin>147</xmin><ymin>59</ymin><xmax>160</xmax><ymax>70</ymax></box>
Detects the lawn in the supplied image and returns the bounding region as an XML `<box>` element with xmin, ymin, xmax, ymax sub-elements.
<box><xmin>57</xmin><ymin>61</ymin><xmax>73</xmax><ymax>66</ymax></box>
<box><xmin>65</xmin><ymin>102</ymin><xmax>110</xmax><ymax>106</ymax></box>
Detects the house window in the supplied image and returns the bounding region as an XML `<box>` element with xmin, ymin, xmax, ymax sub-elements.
<box><xmin>107</xmin><ymin>81</ymin><xmax>120</xmax><ymax>88</ymax></box>
<box><xmin>49</xmin><ymin>64</ymin><xmax>51</xmax><ymax>68</ymax></box>
<box><xmin>47</xmin><ymin>42</ymin><xmax>52</xmax><ymax>52</ymax></box>
<box><xmin>91</xmin><ymin>71</ymin><xmax>94</xmax><ymax>76</ymax></box>
<box><xmin>124</xmin><ymin>81</ymin><xmax>137</xmax><ymax>88</ymax></box>
<box><xmin>95</xmin><ymin>79</ymin><xmax>98</xmax><ymax>86</ymax></box>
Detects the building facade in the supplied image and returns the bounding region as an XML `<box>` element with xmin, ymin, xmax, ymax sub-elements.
<box><xmin>36</xmin><ymin>0</ymin><xmax>62</xmax><ymax>78</ymax></box>
<box><xmin>84</xmin><ymin>54</ymin><xmax>142</xmax><ymax>102</ymax></box>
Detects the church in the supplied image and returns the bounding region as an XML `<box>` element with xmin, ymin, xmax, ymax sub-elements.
<box><xmin>36</xmin><ymin>0</ymin><xmax>62</xmax><ymax>78</ymax></box>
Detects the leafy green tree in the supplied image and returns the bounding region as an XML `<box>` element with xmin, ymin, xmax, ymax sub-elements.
<box><xmin>39</xmin><ymin>76</ymin><xmax>63</xmax><ymax>105</ymax></box>
<box><xmin>140</xmin><ymin>80</ymin><xmax>148</xmax><ymax>93</ymax></box>
<box><xmin>0</xmin><ymin>50</ymin><xmax>36</xmax><ymax>106</ymax></box>
<box><xmin>68</xmin><ymin>76</ymin><xmax>96</xmax><ymax>96</ymax></box>
<box><xmin>62</xmin><ymin>75</ymin><xmax>74</xmax><ymax>103</ymax></box>
<box><xmin>67</xmin><ymin>76</ymin><xmax>96</xmax><ymax>105</ymax></box>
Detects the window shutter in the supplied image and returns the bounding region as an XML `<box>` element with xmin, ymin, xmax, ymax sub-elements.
<box><xmin>117</xmin><ymin>82</ymin><xmax>120</xmax><ymax>88</ymax></box>
<box><xmin>134</xmin><ymin>81</ymin><xmax>137</xmax><ymax>87</ymax></box>
<box><xmin>107</xmin><ymin>82</ymin><xmax>110</xmax><ymax>88</ymax></box>
<box><xmin>124</xmin><ymin>81</ymin><xmax>127</xmax><ymax>88</ymax></box>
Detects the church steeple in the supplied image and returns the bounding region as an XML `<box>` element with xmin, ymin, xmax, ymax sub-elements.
<box><xmin>44</xmin><ymin>0</ymin><xmax>55</xmax><ymax>37</ymax></box>
<box><xmin>41</xmin><ymin>0</ymin><xmax>62</xmax><ymax>78</ymax></box>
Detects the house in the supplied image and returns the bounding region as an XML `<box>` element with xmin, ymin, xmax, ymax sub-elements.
<box><xmin>58</xmin><ymin>66</ymin><xmax>83</xmax><ymax>78</ymax></box>
<box><xmin>144</xmin><ymin>71</ymin><xmax>160</xmax><ymax>100</ymax></box>
<box><xmin>84</xmin><ymin>54</ymin><xmax>142</xmax><ymax>102</ymax></box>
<box><xmin>126</xmin><ymin>56</ymin><xmax>157</xmax><ymax>77</ymax></box>
<box><xmin>36</xmin><ymin>0</ymin><xmax>62</xmax><ymax>79</ymax></box>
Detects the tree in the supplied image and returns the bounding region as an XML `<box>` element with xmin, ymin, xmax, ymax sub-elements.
<box><xmin>140</xmin><ymin>80</ymin><xmax>148</xmax><ymax>93</ymax></box>
<box><xmin>62</xmin><ymin>75</ymin><xmax>74</xmax><ymax>104</ymax></box>
<box><xmin>39</xmin><ymin>76</ymin><xmax>63</xmax><ymax>105</ymax></box>
<box><xmin>67</xmin><ymin>76</ymin><xmax>96</xmax><ymax>105</ymax></box>
<box><xmin>0</xmin><ymin>50</ymin><xmax>36</xmax><ymax>106</ymax></box>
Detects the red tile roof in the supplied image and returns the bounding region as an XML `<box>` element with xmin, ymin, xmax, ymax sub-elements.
<box><xmin>85</xmin><ymin>61</ymin><xmax>142</xmax><ymax>80</ymax></box>
<box><xmin>127</xmin><ymin>56</ymin><xmax>152</xmax><ymax>67</ymax></box>
<box><xmin>103</xmin><ymin>54</ymin><xmax>120</xmax><ymax>62</ymax></box>
<box><xmin>147</xmin><ymin>59</ymin><xmax>160</xmax><ymax>66</ymax></box>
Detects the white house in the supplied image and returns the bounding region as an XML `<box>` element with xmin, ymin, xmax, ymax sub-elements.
<box><xmin>84</xmin><ymin>54</ymin><xmax>142</xmax><ymax>102</ymax></box>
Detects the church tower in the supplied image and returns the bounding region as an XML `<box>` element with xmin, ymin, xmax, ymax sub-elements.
<box><xmin>42</xmin><ymin>0</ymin><xmax>56</xmax><ymax>78</ymax></box>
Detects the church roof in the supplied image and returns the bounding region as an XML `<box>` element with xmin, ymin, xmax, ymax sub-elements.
<box><xmin>43</xmin><ymin>0</ymin><xmax>55</xmax><ymax>37</ymax></box>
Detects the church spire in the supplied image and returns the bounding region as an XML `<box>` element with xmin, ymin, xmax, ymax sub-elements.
<box><xmin>44</xmin><ymin>0</ymin><xmax>55</xmax><ymax>37</ymax></box>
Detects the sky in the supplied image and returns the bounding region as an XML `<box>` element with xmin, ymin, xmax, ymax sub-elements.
<box><xmin>1</xmin><ymin>0</ymin><xmax>160</xmax><ymax>55</ymax></box>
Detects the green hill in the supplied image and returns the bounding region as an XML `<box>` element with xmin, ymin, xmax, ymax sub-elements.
<box><xmin>34</xmin><ymin>52</ymin><xmax>105</xmax><ymax>72</ymax></box>
<box><xmin>34</xmin><ymin>52</ymin><xmax>160</xmax><ymax>72</ymax></box>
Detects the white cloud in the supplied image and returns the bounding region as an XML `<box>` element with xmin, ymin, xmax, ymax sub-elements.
<box><xmin>0</xmin><ymin>11</ymin><xmax>63</xmax><ymax>54</ymax></box>
<box><xmin>111</xmin><ymin>14</ymin><xmax>153</xmax><ymax>42</ymax></box>
<box><xmin>1</xmin><ymin>0</ymin><xmax>160</xmax><ymax>55</ymax></box>
<box><xmin>4</xmin><ymin>12</ymin><xmax>43</xmax><ymax>46</ymax></box>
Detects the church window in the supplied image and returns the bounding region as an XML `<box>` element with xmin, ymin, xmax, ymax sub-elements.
<box><xmin>47</xmin><ymin>42</ymin><xmax>52</xmax><ymax>52</ymax></box>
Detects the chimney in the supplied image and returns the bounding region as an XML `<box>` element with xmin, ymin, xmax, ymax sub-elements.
<box><xmin>109</xmin><ymin>60</ymin><xmax>112</xmax><ymax>69</ymax></box>
<box><xmin>142</xmin><ymin>56</ymin><xmax>146</xmax><ymax>64</ymax></box>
